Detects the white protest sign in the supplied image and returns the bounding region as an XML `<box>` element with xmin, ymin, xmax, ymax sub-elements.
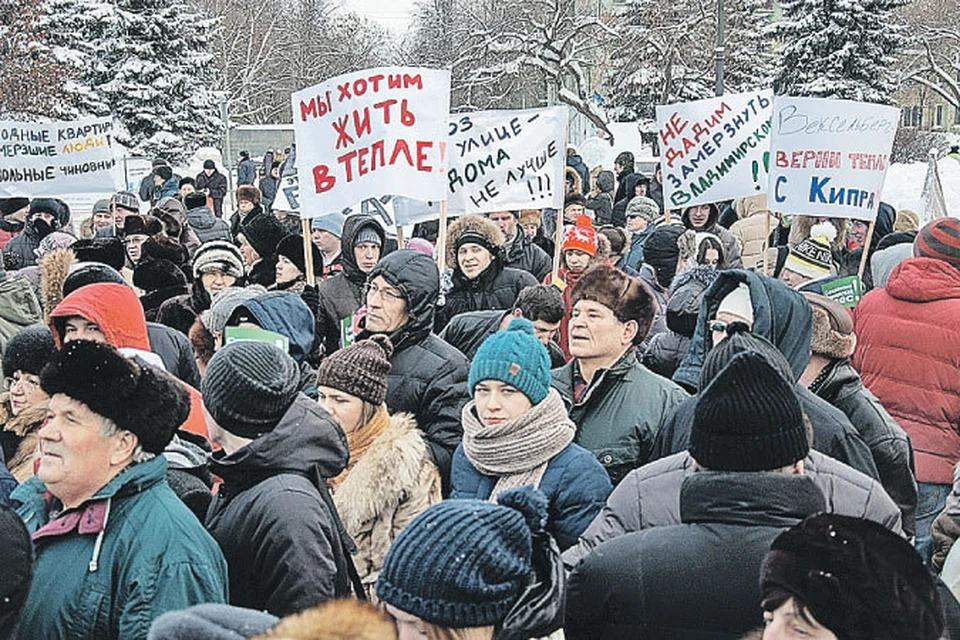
<box><xmin>767</xmin><ymin>96</ymin><xmax>899</xmax><ymax>220</ymax></box>
<box><xmin>272</xmin><ymin>145</ymin><xmax>301</xmax><ymax>212</ymax></box>
<box><xmin>657</xmin><ymin>90</ymin><xmax>773</xmax><ymax>209</ymax></box>
<box><xmin>292</xmin><ymin>67</ymin><xmax>451</xmax><ymax>219</ymax></box>
<box><xmin>446</xmin><ymin>107</ymin><xmax>568</xmax><ymax>213</ymax></box>
<box><xmin>0</xmin><ymin>117</ymin><xmax>119</xmax><ymax>197</ymax></box>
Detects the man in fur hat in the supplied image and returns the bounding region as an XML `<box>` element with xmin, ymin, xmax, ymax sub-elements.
<box><xmin>551</xmin><ymin>265</ymin><xmax>688</xmax><ymax>485</ymax></box>
<box><xmin>10</xmin><ymin>340</ymin><xmax>227</xmax><ymax>638</ymax></box>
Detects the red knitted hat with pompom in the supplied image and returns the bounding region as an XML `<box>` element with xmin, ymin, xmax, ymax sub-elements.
<box><xmin>562</xmin><ymin>215</ymin><xmax>599</xmax><ymax>256</ymax></box>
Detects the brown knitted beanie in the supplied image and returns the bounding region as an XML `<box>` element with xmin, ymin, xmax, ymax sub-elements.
<box><xmin>316</xmin><ymin>335</ymin><xmax>393</xmax><ymax>406</ymax></box>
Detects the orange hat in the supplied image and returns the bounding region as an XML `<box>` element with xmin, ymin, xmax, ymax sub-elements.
<box><xmin>562</xmin><ymin>215</ymin><xmax>599</xmax><ymax>256</ymax></box>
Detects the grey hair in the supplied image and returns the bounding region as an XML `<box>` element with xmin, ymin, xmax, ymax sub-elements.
<box><xmin>100</xmin><ymin>417</ymin><xmax>155</xmax><ymax>464</ymax></box>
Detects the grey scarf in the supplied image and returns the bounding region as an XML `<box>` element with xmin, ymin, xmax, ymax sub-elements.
<box><xmin>462</xmin><ymin>388</ymin><xmax>575</xmax><ymax>500</ymax></box>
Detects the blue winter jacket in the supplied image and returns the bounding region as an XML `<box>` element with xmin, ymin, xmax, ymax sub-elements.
<box><xmin>451</xmin><ymin>442</ymin><xmax>612</xmax><ymax>551</ymax></box>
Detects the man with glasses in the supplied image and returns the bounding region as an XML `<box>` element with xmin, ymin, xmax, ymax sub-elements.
<box><xmin>356</xmin><ymin>249</ymin><xmax>469</xmax><ymax>494</ymax></box>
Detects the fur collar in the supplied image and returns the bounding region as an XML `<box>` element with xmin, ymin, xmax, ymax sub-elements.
<box><xmin>40</xmin><ymin>248</ymin><xmax>75</xmax><ymax>322</ymax></box>
<box><xmin>332</xmin><ymin>412</ymin><xmax>430</xmax><ymax>534</ymax></box>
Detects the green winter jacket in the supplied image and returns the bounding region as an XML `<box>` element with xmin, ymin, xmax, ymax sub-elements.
<box><xmin>552</xmin><ymin>349</ymin><xmax>688</xmax><ymax>486</ymax></box>
<box><xmin>0</xmin><ymin>276</ymin><xmax>42</xmax><ymax>356</ymax></box>
<box><xmin>12</xmin><ymin>456</ymin><xmax>228</xmax><ymax>640</ymax></box>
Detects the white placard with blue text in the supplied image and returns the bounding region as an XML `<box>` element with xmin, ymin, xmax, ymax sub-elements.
<box><xmin>446</xmin><ymin>107</ymin><xmax>568</xmax><ymax>214</ymax></box>
<box><xmin>656</xmin><ymin>90</ymin><xmax>773</xmax><ymax>209</ymax></box>
<box><xmin>766</xmin><ymin>96</ymin><xmax>899</xmax><ymax>220</ymax></box>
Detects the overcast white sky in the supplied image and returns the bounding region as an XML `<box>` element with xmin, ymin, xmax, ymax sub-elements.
<box><xmin>349</xmin><ymin>0</ymin><xmax>416</xmax><ymax>33</ymax></box>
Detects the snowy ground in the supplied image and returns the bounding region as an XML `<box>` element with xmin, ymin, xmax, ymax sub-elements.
<box><xmin>881</xmin><ymin>157</ymin><xmax>960</xmax><ymax>218</ymax></box>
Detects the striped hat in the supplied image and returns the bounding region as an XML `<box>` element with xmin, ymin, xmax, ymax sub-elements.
<box><xmin>914</xmin><ymin>218</ymin><xmax>960</xmax><ymax>268</ymax></box>
<box><xmin>784</xmin><ymin>222</ymin><xmax>836</xmax><ymax>280</ymax></box>
<box><xmin>193</xmin><ymin>241</ymin><xmax>244</xmax><ymax>280</ymax></box>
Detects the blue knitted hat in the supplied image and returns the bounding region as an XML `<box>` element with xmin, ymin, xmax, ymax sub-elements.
<box><xmin>376</xmin><ymin>487</ymin><xmax>548</xmax><ymax>628</ymax></box>
<box><xmin>468</xmin><ymin>318</ymin><xmax>551</xmax><ymax>405</ymax></box>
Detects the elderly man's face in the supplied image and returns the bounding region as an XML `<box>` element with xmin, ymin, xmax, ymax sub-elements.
<box><xmin>38</xmin><ymin>393</ymin><xmax>134</xmax><ymax>509</ymax></box>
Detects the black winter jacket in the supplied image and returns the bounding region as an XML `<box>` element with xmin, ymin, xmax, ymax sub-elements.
<box><xmin>147</xmin><ymin>321</ymin><xmax>202</xmax><ymax>389</ymax></box>
<box><xmin>313</xmin><ymin>215</ymin><xmax>385</xmax><ymax>357</ymax></box>
<box><xmin>809</xmin><ymin>358</ymin><xmax>918</xmax><ymax>537</ymax></box>
<box><xmin>566</xmin><ymin>472</ymin><xmax>826</xmax><ymax>639</ymax></box>
<box><xmin>3</xmin><ymin>204</ymin><xmax>71</xmax><ymax>270</ymax></box>
<box><xmin>229</xmin><ymin>204</ymin><xmax>264</xmax><ymax>241</ymax></box>
<box><xmin>503</xmin><ymin>230</ymin><xmax>551</xmax><ymax>282</ymax></box>
<box><xmin>357</xmin><ymin>251</ymin><xmax>470</xmax><ymax>492</ymax></box>
<box><xmin>186</xmin><ymin>206</ymin><xmax>232</xmax><ymax>244</ymax></box>
<box><xmin>651</xmin><ymin>383</ymin><xmax>880</xmax><ymax>480</ymax></box>
<box><xmin>641</xmin><ymin>331</ymin><xmax>689</xmax><ymax>379</ymax></box>
<box><xmin>436</xmin><ymin>259</ymin><xmax>537</xmax><ymax>331</ymax></box>
<box><xmin>196</xmin><ymin>170</ymin><xmax>228</xmax><ymax>200</ymax></box>
<box><xmin>439</xmin><ymin>309</ymin><xmax>566</xmax><ymax>367</ymax></box>
<box><xmin>206</xmin><ymin>395</ymin><xmax>353</xmax><ymax>617</ymax></box>
<box><xmin>563</xmin><ymin>450</ymin><xmax>904</xmax><ymax>571</ymax></box>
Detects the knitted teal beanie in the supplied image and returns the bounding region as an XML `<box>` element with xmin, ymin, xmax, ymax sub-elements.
<box><xmin>468</xmin><ymin>317</ymin><xmax>551</xmax><ymax>405</ymax></box>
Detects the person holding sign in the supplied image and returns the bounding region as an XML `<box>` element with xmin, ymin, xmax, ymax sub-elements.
<box><xmin>271</xmin><ymin>234</ymin><xmax>322</xmax><ymax>296</ymax></box>
<box><xmin>681</xmin><ymin>202</ymin><xmax>742</xmax><ymax>269</ymax></box>
<box><xmin>436</xmin><ymin>215</ymin><xmax>538</xmax><ymax>331</ymax></box>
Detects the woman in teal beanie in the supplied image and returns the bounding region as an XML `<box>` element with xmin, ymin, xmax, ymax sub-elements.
<box><xmin>451</xmin><ymin>318</ymin><xmax>612</xmax><ymax>551</ymax></box>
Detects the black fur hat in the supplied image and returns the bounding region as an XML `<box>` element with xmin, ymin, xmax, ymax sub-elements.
<box><xmin>133</xmin><ymin>258</ymin><xmax>188</xmax><ymax>293</ymax></box>
<box><xmin>3</xmin><ymin>325</ymin><xmax>57</xmax><ymax>378</ymax></box>
<box><xmin>71</xmin><ymin>238</ymin><xmax>126</xmax><ymax>271</ymax></box>
<box><xmin>40</xmin><ymin>340</ymin><xmax>190</xmax><ymax>454</ymax></box>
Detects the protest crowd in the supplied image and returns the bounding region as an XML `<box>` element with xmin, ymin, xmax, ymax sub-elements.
<box><xmin>1</xmin><ymin>75</ymin><xmax>960</xmax><ymax>640</ymax></box>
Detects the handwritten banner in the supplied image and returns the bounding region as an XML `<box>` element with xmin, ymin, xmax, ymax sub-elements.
<box><xmin>291</xmin><ymin>67</ymin><xmax>451</xmax><ymax>218</ymax></box>
<box><xmin>0</xmin><ymin>117</ymin><xmax>119</xmax><ymax>197</ymax></box>
<box><xmin>447</xmin><ymin>107</ymin><xmax>568</xmax><ymax>213</ymax></box>
<box><xmin>656</xmin><ymin>90</ymin><xmax>773</xmax><ymax>208</ymax></box>
<box><xmin>767</xmin><ymin>96</ymin><xmax>899</xmax><ymax>220</ymax></box>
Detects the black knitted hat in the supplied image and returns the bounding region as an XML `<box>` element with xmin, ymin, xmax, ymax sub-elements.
<box><xmin>276</xmin><ymin>233</ymin><xmax>323</xmax><ymax>277</ymax></box>
<box><xmin>761</xmin><ymin>514</ymin><xmax>943</xmax><ymax>640</ymax></box>
<box><xmin>316</xmin><ymin>335</ymin><xmax>393</xmax><ymax>406</ymax></box>
<box><xmin>643</xmin><ymin>224</ymin><xmax>684</xmax><ymax>289</ymax></box>
<box><xmin>40</xmin><ymin>340</ymin><xmax>190</xmax><ymax>454</ymax></box>
<box><xmin>201</xmin><ymin>340</ymin><xmax>300</xmax><ymax>439</ymax></box>
<box><xmin>689</xmin><ymin>350</ymin><xmax>808</xmax><ymax>471</ymax></box>
<box><xmin>3</xmin><ymin>325</ymin><xmax>57</xmax><ymax>378</ymax></box>
<box><xmin>240</xmin><ymin>213</ymin><xmax>286</xmax><ymax>259</ymax></box>
<box><xmin>0</xmin><ymin>197</ymin><xmax>29</xmax><ymax>216</ymax></box>
<box><xmin>122</xmin><ymin>215</ymin><xmax>163</xmax><ymax>237</ymax></box>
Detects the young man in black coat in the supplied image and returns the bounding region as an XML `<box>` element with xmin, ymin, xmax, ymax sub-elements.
<box><xmin>203</xmin><ymin>341</ymin><xmax>355</xmax><ymax>617</ymax></box>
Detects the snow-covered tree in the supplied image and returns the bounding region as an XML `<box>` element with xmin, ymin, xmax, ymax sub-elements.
<box><xmin>605</xmin><ymin>0</ymin><xmax>774</xmax><ymax>147</ymax></box>
<box><xmin>39</xmin><ymin>0</ymin><xmax>221</xmax><ymax>161</ymax></box>
<box><xmin>771</xmin><ymin>0</ymin><xmax>909</xmax><ymax>104</ymax></box>
<box><xmin>406</xmin><ymin>0</ymin><xmax>615</xmax><ymax>135</ymax></box>
<box><xmin>0</xmin><ymin>0</ymin><xmax>69</xmax><ymax>118</ymax></box>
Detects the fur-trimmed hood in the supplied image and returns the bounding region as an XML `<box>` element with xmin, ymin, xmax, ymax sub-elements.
<box><xmin>789</xmin><ymin>215</ymin><xmax>847</xmax><ymax>252</ymax></box>
<box><xmin>445</xmin><ymin>214</ymin><xmax>505</xmax><ymax>270</ymax></box>
<box><xmin>332</xmin><ymin>412</ymin><xmax>433</xmax><ymax>534</ymax></box>
<box><xmin>39</xmin><ymin>248</ymin><xmax>75</xmax><ymax>322</ymax></box>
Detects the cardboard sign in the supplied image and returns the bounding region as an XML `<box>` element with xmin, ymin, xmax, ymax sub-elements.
<box><xmin>292</xmin><ymin>67</ymin><xmax>451</xmax><ymax>218</ymax></box>
<box><xmin>0</xmin><ymin>117</ymin><xmax>119</xmax><ymax>197</ymax></box>
<box><xmin>273</xmin><ymin>145</ymin><xmax>301</xmax><ymax>212</ymax></box>
<box><xmin>446</xmin><ymin>107</ymin><xmax>568</xmax><ymax>213</ymax></box>
<box><xmin>767</xmin><ymin>96</ymin><xmax>899</xmax><ymax>220</ymax></box>
<box><xmin>820</xmin><ymin>275</ymin><xmax>863</xmax><ymax>308</ymax></box>
<box><xmin>656</xmin><ymin>91</ymin><xmax>773</xmax><ymax>208</ymax></box>
<box><xmin>223</xmin><ymin>326</ymin><xmax>290</xmax><ymax>353</ymax></box>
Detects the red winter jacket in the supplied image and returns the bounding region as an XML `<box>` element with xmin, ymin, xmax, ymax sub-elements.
<box><xmin>852</xmin><ymin>257</ymin><xmax>960</xmax><ymax>485</ymax></box>
<box><xmin>49</xmin><ymin>283</ymin><xmax>212</xmax><ymax>443</ymax></box>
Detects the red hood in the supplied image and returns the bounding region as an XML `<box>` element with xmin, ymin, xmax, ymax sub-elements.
<box><xmin>886</xmin><ymin>257</ymin><xmax>960</xmax><ymax>304</ymax></box>
<box><xmin>49</xmin><ymin>283</ymin><xmax>150</xmax><ymax>350</ymax></box>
